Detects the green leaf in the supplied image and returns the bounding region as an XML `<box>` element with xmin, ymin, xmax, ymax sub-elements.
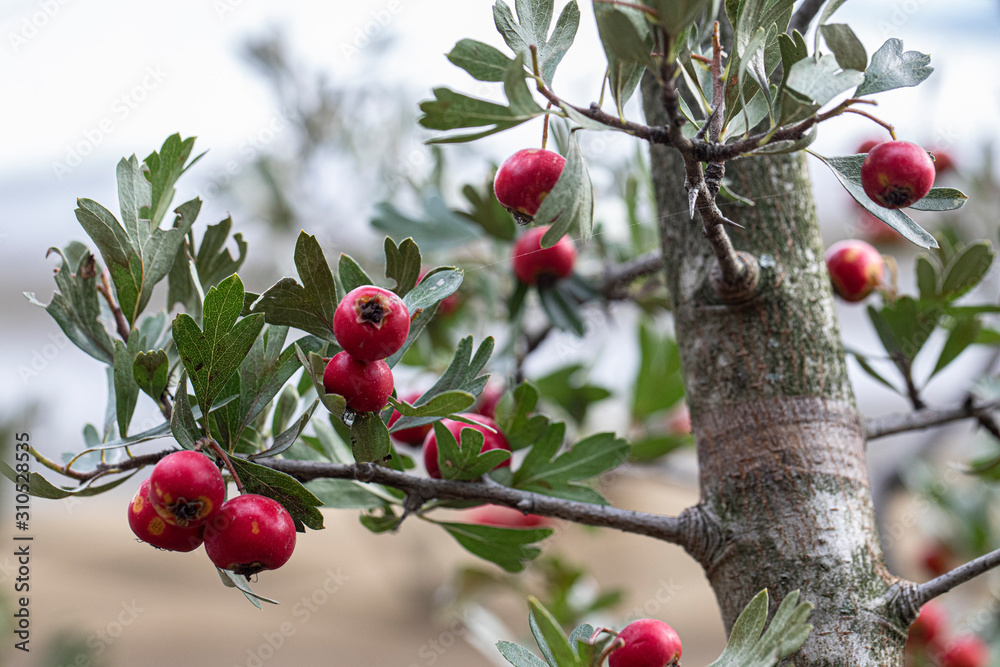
<box><xmin>633</xmin><ymin>322</ymin><xmax>685</xmax><ymax>419</ymax></box>
<box><xmin>216</xmin><ymin>567</ymin><xmax>279</xmax><ymax>609</ymax></box>
<box><xmin>496</xmin><ymin>640</ymin><xmax>550</xmax><ymax>667</ymax></box>
<box><xmin>533</xmin><ymin>364</ymin><xmax>611</xmax><ymax>425</ymax></box>
<box><xmin>350</xmin><ymin>411</ymin><xmax>392</xmax><ymax>463</ymax></box>
<box><xmin>461</xmin><ymin>177</ymin><xmax>517</xmax><ymax>241</ymax></box>
<box><xmin>170</xmin><ymin>215</ymin><xmax>248</xmax><ymax>316</ymax></box>
<box><xmin>629</xmin><ymin>432</ymin><xmax>693</xmax><ymax>462</ymax></box>
<box><xmin>24</xmin><ymin>243</ymin><xmax>116</xmax><ymax>365</ymax></box>
<box><xmin>492</xmin><ymin>0</ymin><xmax>580</xmax><ymax>84</ymax></box>
<box><xmin>133</xmin><ymin>348</ymin><xmax>169</xmax><ymax>402</ymax></box>
<box><xmin>648</xmin><ymin>0</ymin><xmax>710</xmax><ymax>39</ymax></box>
<box><xmin>869</xmin><ymin>297</ymin><xmax>941</xmax><ymax>364</ymax></box>
<box><xmin>855</xmin><ymin>38</ymin><xmax>932</xmax><ymax>97</ymax></box>
<box><xmin>538</xmin><ymin>284</ymin><xmax>586</xmax><ymax>336</ymax></box>
<box><xmin>495</xmin><ymin>382</ymin><xmax>551</xmax><ymax>451</ymax></box>
<box><xmin>529</xmin><ymin>596</ymin><xmax>577</xmax><ymax>667</ymax></box>
<box><xmin>811</xmin><ymin>153</ymin><xmax>937</xmax><ymax>248</ymax></box>
<box><xmin>931</xmin><ymin>317</ymin><xmax>980</xmax><ymax>379</ymax></box>
<box><xmin>1</xmin><ymin>461</ymin><xmax>136</xmax><ymax>499</ymax></box>
<box><xmin>248</xmin><ymin>231</ymin><xmax>340</xmax><ymax>342</ymax></box>
<box><xmin>593</xmin><ymin>3</ymin><xmax>651</xmax><ymax>113</ymax></box>
<box><xmin>384</xmin><ymin>237</ymin><xmax>421</xmax><ymax>298</ymax></box>
<box><xmin>294</xmin><ymin>345</ymin><xmax>346</xmax><ymax>416</ymax></box>
<box><xmin>419</xmin><ymin>55</ymin><xmax>544</xmax><ymax>144</ymax></box>
<box><xmin>173</xmin><ymin>274</ymin><xmax>265</xmax><ymax>419</ymax></box>
<box><xmin>386</xmin><ymin>268</ymin><xmax>465</xmax><ymax>367</ymax></box>
<box><xmin>706</xmin><ymin>589</ymin><xmax>813</xmax><ymax>667</ymax></box>
<box><xmin>786</xmin><ymin>54</ymin><xmax>864</xmax><ymax>107</ymax></box>
<box><xmin>388</xmin><ymin>390</ymin><xmax>476</xmax><ymax>423</ymax></box>
<box><xmin>916</xmin><ymin>255</ymin><xmax>940</xmax><ymax>302</ymax></box>
<box><xmin>819</xmin><ymin>24</ymin><xmax>866</xmax><ymax>72</ymax></box>
<box><xmin>535</xmin><ymin>132</ymin><xmax>593</xmax><ymax>244</ymax></box>
<box><xmin>338</xmin><ymin>253</ymin><xmax>374</xmax><ymax>294</ymax></box>
<box><xmin>170</xmin><ymin>371</ymin><xmax>202</xmax><ymax>448</ymax></box>
<box><xmin>143</xmin><ymin>134</ymin><xmax>202</xmax><ymax>228</ymax></box>
<box><xmin>941</xmin><ymin>242</ymin><xmax>994</xmax><ymax>300</ymax></box>
<box><xmin>517</xmin><ymin>432</ymin><xmax>629</xmax><ymax>487</ymax></box>
<box><xmin>514</xmin><ymin>421</ymin><xmax>566</xmax><ymax>486</ymax></box>
<box><xmin>440</xmin><ymin>521</ymin><xmax>552</xmax><ymax>572</ymax></box>
<box><xmin>447</xmin><ymin>39</ymin><xmax>515</xmax><ymax>81</ymax></box>
<box><xmin>112</xmin><ymin>338</ymin><xmax>141</xmax><ymax>438</ymax></box>
<box><xmin>777</xmin><ymin>30</ymin><xmax>808</xmax><ymax>92</ymax></box>
<box><xmin>229</xmin><ymin>457</ymin><xmax>325</xmax><ymax>531</ymax></box>
<box><xmin>250</xmin><ymin>399</ymin><xmax>319</xmax><ymax>460</ymax></box>
<box><xmin>432</xmin><ymin>420</ymin><xmax>511</xmax><ymax>481</ymax></box>
<box><xmin>846</xmin><ymin>349</ymin><xmax>900</xmax><ymax>394</ymax></box>
<box><xmin>372</xmin><ymin>194</ymin><xmax>482</xmax><ymax>250</ymax></box>
<box><xmin>908</xmin><ymin>187</ymin><xmax>969</xmax><ymax>212</ymax></box>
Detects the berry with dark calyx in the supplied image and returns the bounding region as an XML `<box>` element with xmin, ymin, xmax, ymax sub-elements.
<box><xmin>128</xmin><ymin>478</ymin><xmax>205</xmax><ymax>552</ymax></box>
<box><xmin>388</xmin><ymin>390</ymin><xmax>432</xmax><ymax>446</ymax></box>
<box><xmin>466</xmin><ymin>504</ymin><xmax>548</xmax><ymax>528</ymax></box>
<box><xmin>422</xmin><ymin>414</ymin><xmax>511</xmax><ymax>479</ymax></box>
<box><xmin>940</xmin><ymin>635</ymin><xmax>990</xmax><ymax>667</ymax></box>
<box><xmin>204</xmin><ymin>494</ymin><xmax>296</xmax><ymax>578</ymax></box>
<box><xmin>825</xmin><ymin>240</ymin><xmax>885</xmax><ymax>303</ymax></box>
<box><xmin>148</xmin><ymin>450</ymin><xmax>225</xmax><ymax>529</ymax></box>
<box><xmin>323</xmin><ymin>351</ymin><xmax>394</xmax><ymax>413</ymax></box>
<box><xmin>511</xmin><ymin>226</ymin><xmax>576</xmax><ymax>287</ymax></box>
<box><xmin>609</xmin><ymin>618</ymin><xmax>683</xmax><ymax>667</ymax></box>
<box><xmin>333</xmin><ymin>285</ymin><xmax>410</xmax><ymax>362</ymax></box>
<box><xmin>861</xmin><ymin>140</ymin><xmax>936</xmax><ymax>209</ymax></box>
<box><xmin>907</xmin><ymin>602</ymin><xmax>947</xmax><ymax>648</ymax></box>
<box><xmin>494</xmin><ymin>148</ymin><xmax>566</xmax><ymax>223</ymax></box>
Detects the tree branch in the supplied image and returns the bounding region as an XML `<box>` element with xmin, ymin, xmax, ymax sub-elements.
<box><xmin>865</xmin><ymin>397</ymin><xmax>1000</xmax><ymax>441</ymax></box>
<box><xmin>788</xmin><ymin>0</ymin><xmax>825</xmax><ymax>35</ymax></box>
<box><xmin>264</xmin><ymin>459</ymin><xmax>698</xmax><ymax>547</ymax></box>
<box><xmin>98</xmin><ymin>270</ymin><xmax>130</xmax><ymax>342</ymax></box>
<box><xmin>600</xmin><ymin>251</ymin><xmax>665</xmax><ymax>298</ymax></box>
<box><xmin>912</xmin><ymin>546</ymin><xmax>1000</xmax><ymax>607</ymax></box>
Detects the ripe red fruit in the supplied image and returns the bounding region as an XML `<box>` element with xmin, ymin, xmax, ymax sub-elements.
<box><xmin>511</xmin><ymin>226</ymin><xmax>576</xmax><ymax>286</ymax></box>
<box><xmin>422</xmin><ymin>415</ymin><xmax>511</xmax><ymax>479</ymax></box>
<box><xmin>388</xmin><ymin>391</ymin><xmax>432</xmax><ymax>446</ymax></box>
<box><xmin>333</xmin><ymin>285</ymin><xmax>410</xmax><ymax>362</ymax></box>
<box><xmin>860</xmin><ymin>140</ymin><xmax>936</xmax><ymax>209</ymax></box>
<box><xmin>824</xmin><ymin>240</ymin><xmax>885</xmax><ymax>302</ymax></box>
<box><xmin>855</xmin><ymin>206</ymin><xmax>903</xmax><ymax>245</ymax></box>
<box><xmin>204</xmin><ymin>494</ymin><xmax>296</xmax><ymax>577</ymax></box>
<box><xmin>907</xmin><ymin>602</ymin><xmax>947</xmax><ymax>648</ymax></box>
<box><xmin>856</xmin><ymin>138</ymin><xmax>883</xmax><ymax>154</ymax></box>
<box><xmin>920</xmin><ymin>541</ymin><xmax>956</xmax><ymax>577</ymax></box>
<box><xmin>474</xmin><ymin>385</ymin><xmax>504</xmax><ymax>420</ymax></box>
<box><xmin>931</xmin><ymin>148</ymin><xmax>955</xmax><ymax>174</ymax></box>
<box><xmin>466</xmin><ymin>504</ymin><xmax>548</xmax><ymax>528</ymax></box>
<box><xmin>148</xmin><ymin>451</ymin><xmax>225</xmax><ymax>528</ymax></box>
<box><xmin>323</xmin><ymin>351</ymin><xmax>394</xmax><ymax>413</ymax></box>
<box><xmin>941</xmin><ymin>635</ymin><xmax>990</xmax><ymax>667</ymax></box>
<box><xmin>494</xmin><ymin>148</ymin><xmax>566</xmax><ymax>221</ymax></box>
<box><xmin>609</xmin><ymin>619</ymin><xmax>683</xmax><ymax>667</ymax></box>
<box><xmin>128</xmin><ymin>478</ymin><xmax>205</xmax><ymax>552</ymax></box>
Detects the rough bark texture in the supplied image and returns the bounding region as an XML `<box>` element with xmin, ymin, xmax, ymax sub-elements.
<box><xmin>641</xmin><ymin>76</ymin><xmax>910</xmax><ymax>666</ymax></box>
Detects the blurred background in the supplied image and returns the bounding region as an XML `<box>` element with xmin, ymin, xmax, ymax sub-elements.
<box><xmin>2</xmin><ymin>0</ymin><xmax>999</xmax><ymax>664</ymax></box>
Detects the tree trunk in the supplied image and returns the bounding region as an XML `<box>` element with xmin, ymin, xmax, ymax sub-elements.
<box><xmin>641</xmin><ymin>77</ymin><xmax>910</xmax><ymax>665</ymax></box>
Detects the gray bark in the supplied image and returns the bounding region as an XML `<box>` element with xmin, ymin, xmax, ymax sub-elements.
<box><xmin>641</xmin><ymin>75</ymin><xmax>911</xmax><ymax>666</ymax></box>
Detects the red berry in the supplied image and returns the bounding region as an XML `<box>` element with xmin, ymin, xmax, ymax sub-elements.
<box><xmin>494</xmin><ymin>148</ymin><xmax>566</xmax><ymax>221</ymax></box>
<box><xmin>388</xmin><ymin>390</ymin><xmax>432</xmax><ymax>446</ymax></box>
<box><xmin>825</xmin><ymin>240</ymin><xmax>885</xmax><ymax>302</ymax></box>
<box><xmin>466</xmin><ymin>504</ymin><xmax>548</xmax><ymax>528</ymax></box>
<box><xmin>511</xmin><ymin>226</ymin><xmax>576</xmax><ymax>286</ymax></box>
<box><xmin>860</xmin><ymin>140</ymin><xmax>936</xmax><ymax>209</ymax></box>
<box><xmin>855</xmin><ymin>206</ymin><xmax>903</xmax><ymax>245</ymax></box>
<box><xmin>907</xmin><ymin>602</ymin><xmax>947</xmax><ymax>648</ymax></box>
<box><xmin>920</xmin><ymin>541</ymin><xmax>955</xmax><ymax>577</ymax></box>
<box><xmin>666</xmin><ymin>404</ymin><xmax>691</xmax><ymax>435</ymax></box>
<box><xmin>333</xmin><ymin>285</ymin><xmax>410</xmax><ymax>362</ymax></box>
<box><xmin>931</xmin><ymin>148</ymin><xmax>956</xmax><ymax>174</ymax></box>
<box><xmin>128</xmin><ymin>478</ymin><xmax>205</xmax><ymax>552</ymax></box>
<box><xmin>148</xmin><ymin>451</ymin><xmax>225</xmax><ymax>528</ymax></box>
<box><xmin>422</xmin><ymin>415</ymin><xmax>511</xmax><ymax>479</ymax></box>
<box><xmin>941</xmin><ymin>635</ymin><xmax>990</xmax><ymax>667</ymax></box>
<box><xmin>323</xmin><ymin>351</ymin><xmax>394</xmax><ymax>413</ymax></box>
<box><xmin>856</xmin><ymin>138</ymin><xmax>883</xmax><ymax>154</ymax></box>
<box><xmin>609</xmin><ymin>619</ymin><xmax>683</xmax><ymax>667</ymax></box>
<box><xmin>204</xmin><ymin>494</ymin><xmax>297</xmax><ymax>577</ymax></box>
<box><xmin>475</xmin><ymin>385</ymin><xmax>504</xmax><ymax>420</ymax></box>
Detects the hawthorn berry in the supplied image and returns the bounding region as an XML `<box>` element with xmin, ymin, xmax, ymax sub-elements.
<box><xmin>323</xmin><ymin>351</ymin><xmax>394</xmax><ymax>413</ymax></box>
<box><xmin>333</xmin><ymin>285</ymin><xmax>410</xmax><ymax>362</ymax></box>
<box><xmin>474</xmin><ymin>384</ymin><xmax>504</xmax><ymax>420</ymax></box>
<box><xmin>148</xmin><ymin>450</ymin><xmax>226</xmax><ymax>528</ymax></box>
<box><xmin>920</xmin><ymin>540</ymin><xmax>956</xmax><ymax>578</ymax></box>
<box><xmin>940</xmin><ymin>635</ymin><xmax>990</xmax><ymax>667</ymax></box>
<box><xmin>931</xmin><ymin>148</ymin><xmax>956</xmax><ymax>174</ymax></box>
<box><xmin>511</xmin><ymin>226</ymin><xmax>576</xmax><ymax>286</ymax></box>
<box><xmin>494</xmin><ymin>148</ymin><xmax>566</xmax><ymax>223</ymax></box>
<box><xmin>204</xmin><ymin>494</ymin><xmax>296</xmax><ymax>578</ymax></box>
<box><xmin>466</xmin><ymin>504</ymin><xmax>548</xmax><ymax>528</ymax></box>
<box><xmin>128</xmin><ymin>478</ymin><xmax>205</xmax><ymax>552</ymax></box>
<box><xmin>860</xmin><ymin>140</ymin><xmax>936</xmax><ymax>209</ymax></box>
<box><xmin>388</xmin><ymin>390</ymin><xmax>432</xmax><ymax>446</ymax></box>
<box><xmin>422</xmin><ymin>414</ymin><xmax>511</xmax><ymax>479</ymax></box>
<box><xmin>856</xmin><ymin>138</ymin><xmax>883</xmax><ymax>154</ymax></box>
<box><xmin>824</xmin><ymin>240</ymin><xmax>884</xmax><ymax>303</ymax></box>
<box><xmin>609</xmin><ymin>618</ymin><xmax>683</xmax><ymax>667</ymax></box>
<box><xmin>907</xmin><ymin>602</ymin><xmax>947</xmax><ymax>648</ymax></box>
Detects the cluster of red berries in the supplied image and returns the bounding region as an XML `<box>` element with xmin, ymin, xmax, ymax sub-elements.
<box><xmin>907</xmin><ymin>602</ymin><xmax>990</xmax><ymax>667</ymax></box>
<box><xmin>494</xmin><ymin>149</ymin><xmax>578</xmax><ymax>287</ymax></box>
<box><xmin>128</xmin><ymin>451</ymin><xmax>296</xmax><ymax>577</ymax></box>
<box><xmin>323</xmin><ymin>285</ymin><xmax>411</xmax><ymax>413</ymax></box>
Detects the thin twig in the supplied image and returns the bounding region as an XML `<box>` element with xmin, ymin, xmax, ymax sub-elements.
<box><xmin>788</xmin><ymin>0</ymin><xmax>826</xmax><ymax>35</ymax></box>
<box><xmin>601</xmin><ymin>251</ymin><xmax>665</xmax><ymax>298</ymax></box>
<box><xmin>865</xmin><ymin>397</ymin><xmax>1000</xmax><ymax>441</ymax></box>
<box><xmin>199</xmin><ymin>438</ymin><xmax>246</xmax><ymax>494</ymax></box>
<box><xmin>913</xmin><ymin>546</ymin><xmax>1000</xmax><ymax>606</ymax></box>
<box><xmin>843</xmin><ymin>108</ymin><xmax>896</xmax><ymax>139</ymax></box>
<box><xmin>98</xmin><ymin>270</ymin><xmax>130</xmax><ymax>341</ymax></box>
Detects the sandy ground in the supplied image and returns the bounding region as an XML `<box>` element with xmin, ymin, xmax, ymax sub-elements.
<box><xmin>1</xmin><ymin>475</ymin><xmax>726</xmax><ymax>666</ymax></box>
